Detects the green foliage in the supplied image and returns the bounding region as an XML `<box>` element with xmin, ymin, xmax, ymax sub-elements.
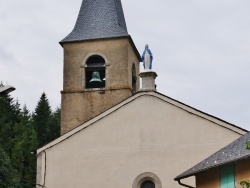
<box><xmin>240</xmin><ymin>180</ymin><xmax>250</xmax><ymax>188</ymax></box>
<box><xmin>33</xmin><ymin>92</ymin><xmax>52</xmax><ymax>147</ymax></box>
<box><xmin>11</xmin><ymin>106</ymin><xmax>37</xmax><ymax>188</ymax></box>
<box><xmin>246</xmin><ymin>140</ymin><xmax>250</xmax><ymax>150</ymax></box>
<box><xmin>48</xmin><ymin>107</ymin><xmax>61</xmax><ymax>142</ymax></box>
<box><xmin>0</xmin><ymin>145</ymin><xmax>21</xmax><ymax>188</ymax></box>
<box><xmin>0</xmin><ymin>92</ymin><xmax>21</xmax><ymax>154</ymax></box>
<box><xmin>0</xmin><ymin>88</ymin><xmax>61</xmax><ymax>187</ymax></box>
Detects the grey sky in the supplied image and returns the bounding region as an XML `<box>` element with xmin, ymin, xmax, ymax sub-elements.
<box><xmin>0</xmin><ymin>0</ymin><xmax>249</xmax><ymax>130</ymax></box>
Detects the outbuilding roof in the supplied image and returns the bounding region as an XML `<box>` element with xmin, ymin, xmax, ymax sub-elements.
<box><xmin>175</xmin><ymin>131</ymin><xmax>250</xmax><ymax>180</ymax></box>
<box><xmin>60</xmin><ymin>0</ymin><xmax>129</xmax><ymax>44</ymax></box>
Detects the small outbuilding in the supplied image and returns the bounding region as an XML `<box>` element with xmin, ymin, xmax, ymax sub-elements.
<box><xmin>175</xmin><ymin>132</ymin><xmax>250</xmax><ymax>188</ymax></box>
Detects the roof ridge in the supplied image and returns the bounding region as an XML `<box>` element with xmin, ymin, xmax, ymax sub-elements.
<box><xmin>155</xmin><ymin>91</ymin><xmax>247</xmax><ymax>133</ymax></box>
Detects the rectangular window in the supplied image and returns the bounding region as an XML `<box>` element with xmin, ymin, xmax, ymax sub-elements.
<box><xmin>220</xmin><ymin>165</ymin><xmax>235</xmax><ymax>188</ymax></box>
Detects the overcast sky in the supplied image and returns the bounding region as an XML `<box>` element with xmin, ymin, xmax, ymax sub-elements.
<box><xmin>1</xmin><ymin>0</ymin><xmax>249</xmax><ymax>130</ymax></box>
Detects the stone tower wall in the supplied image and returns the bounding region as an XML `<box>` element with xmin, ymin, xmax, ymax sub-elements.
<box><xmin>61</xmin><ymin>38</ymin><xmax>140</xmax><ymax>134</ymax></box>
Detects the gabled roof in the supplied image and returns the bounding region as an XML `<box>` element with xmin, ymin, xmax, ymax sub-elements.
<box><xmin>37</xmin><ymin>91</ymin><xmax>247</xmax><ymax>154</ymax></box>
<box><xmin>60</xmin><ymin>0</ymin><xmax>129</xmax><ymax>44</ymax></box>
<box><xmin>175</xmin><ymin>131</ymin><xmax>250</xmax><ymax>180</ymax></box>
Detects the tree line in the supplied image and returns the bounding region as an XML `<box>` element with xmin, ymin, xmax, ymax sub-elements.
<box><xmin>0</xmin><ymin>86</ymin><xmax>60</xmax><ymax>188</ymax></box>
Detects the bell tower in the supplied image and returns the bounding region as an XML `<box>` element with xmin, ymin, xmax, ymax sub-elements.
<box><xmin>60</xmin><ymin>0</ymin><xmax>141</xmax><ymax>134</ymax></box>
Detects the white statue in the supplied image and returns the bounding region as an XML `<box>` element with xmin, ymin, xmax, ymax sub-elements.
<box><xmin>141</xmin><ymin>44</ymin><xmax>153</xmax><ymax>70</ymax></box>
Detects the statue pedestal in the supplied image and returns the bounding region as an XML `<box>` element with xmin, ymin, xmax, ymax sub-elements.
<box><xmin>139</xmin><ymin>70</ymin><xmax>158</xmax><ymax>91</ymax></box>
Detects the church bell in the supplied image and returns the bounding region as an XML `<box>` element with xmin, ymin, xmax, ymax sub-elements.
<box><xmin>89</xmin><ymin>71</ymin><xmax>102</xmax><ymax>82</ymax></box>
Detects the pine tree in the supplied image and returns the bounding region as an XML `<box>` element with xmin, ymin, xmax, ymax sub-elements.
<box><xmin>11</xmin><ymin>106</ymin><xmax>37</xmax><ymax>188</ymax></box>
<box><xmin>0</xmin><ymin>85</ymin><xmax>21</xmax><ymax>156</ymax></box>
<box><xmin>0</xmin><ymin>83</ymin><xmax>23</xmax><ymax>187</ymax></box>
<box><xmin>0</xmin><ymin>88</ymin><xmax>61</xmax><ymax>187</ymax></box>
<box><xmin>32</xmin><ymin>92</ymin><xmax>52</xmax><ymax>147</ymax></box>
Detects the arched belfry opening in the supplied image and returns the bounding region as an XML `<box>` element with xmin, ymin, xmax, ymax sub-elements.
<box><xmin>85</xmin><ymin>55</ymin><xmax>105</xmax><ymax>89</ymax></box>
<box><xmin>132</xmin><ymin>63</ymin><xmax>137</xmax><ymax>93</ymax></box>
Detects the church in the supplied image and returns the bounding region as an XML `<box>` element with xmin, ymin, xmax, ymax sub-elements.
<box><xmin>36</xmin><ymin>0</ymin><xmax>247</xmax><ymax>187</ymax></box>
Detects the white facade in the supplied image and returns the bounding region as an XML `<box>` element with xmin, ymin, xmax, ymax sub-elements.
<box><xmin>37</xmin><ymin>92</ymin><xmax>246</xmax><ymax>188</ymax></box>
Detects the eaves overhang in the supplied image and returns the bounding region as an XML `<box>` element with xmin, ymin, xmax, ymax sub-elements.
<box><xmin>59</xmin><ymin>35</ymin><xmax>142</xmax><ymax>62</ymax></box>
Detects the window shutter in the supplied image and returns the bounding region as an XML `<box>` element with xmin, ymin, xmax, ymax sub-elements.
<box><xmin>220</xmin><ymin>166</ymin><xmax>235</xmax><ymax>188</ymax></box>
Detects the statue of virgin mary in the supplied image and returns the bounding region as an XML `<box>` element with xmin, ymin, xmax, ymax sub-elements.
<box><xmin>141</xmin><ymin>44</ymin><xmax>153</xmax><ymax>70</ymax></box>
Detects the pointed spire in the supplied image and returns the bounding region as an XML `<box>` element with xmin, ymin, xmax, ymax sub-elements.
<box><xmin>61</xmin><ymin>0</ymin><xmax>129</xmax><ymax>44</ymax></box>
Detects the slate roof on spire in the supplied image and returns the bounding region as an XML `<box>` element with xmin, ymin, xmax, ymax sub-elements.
<box><xmin>175</xmin><ymin>131</ymin><xmax>250</xmax><ymax>180</ymax></box>
<box><xmin>60</xmin><ymin>0</ymin><xmax>129</xmax><ymax>44</ymax></box>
